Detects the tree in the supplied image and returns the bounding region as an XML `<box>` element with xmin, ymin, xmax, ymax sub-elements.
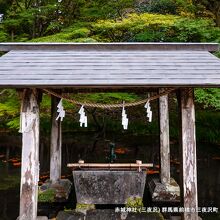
<box><xmin>138</xmin><ymin>0</ymin><xmax>178</xmax><ymax>15</ymax></box>
<box><xmin>0</xmin><ymin>0</ymin><xmax>13</xmax><ymax>14</ymax></box>
<box><xmin>2</xmin><ymin>0</ymin><xmax>65</xmax><ymax>39</ymax></box>
<box><xmin>206</xmin><ymin>1</ymin><xmax>220</xmax><ymax>26</ymax></box>
<box><xmin>82</xmin><ymin>0</ymin><xmax>135</xmax><ymax>20</ymax></box>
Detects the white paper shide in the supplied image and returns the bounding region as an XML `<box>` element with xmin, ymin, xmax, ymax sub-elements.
<box><xmin>56</xmin><ymin>99</ymin><xmax>65</xmax><ymax>121</ymax></box>
<box><xmin>78</xmin><ymin>105</ymin><xmax>87</xmax><ymax>127</ymax></box>
<box><xmin>144</xmin><ymin>101</ymin><xmax>152</xmax><ymax>122</ymax></box>
<box><xmin>122</xmin><ymin>102</ymin><xmax>128</xmax><ymax>130</ymax></box>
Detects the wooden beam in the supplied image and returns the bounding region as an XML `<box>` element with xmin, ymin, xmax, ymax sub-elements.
<box><xmin>50</xmin><ymin>95</ymin><xmax>62</xmax><ymax>183</ymax></box>
<box><xmin>67</xmin><ymin>163</ymin><xmax>153</xmax><ymax>169</ymax></box>
<box><xmin>19</xmin><ymin>89</ymin><xmax>40</xmax><ymax>220</ymax></box>
<box><xmin>0</xmin><ymin>42</ymin><xmax>219</xmax><ymax>52</ymax></box>
<box><xmin>180</xmin><ymin>88</ymin><xmax>198</xmax><ymax>220</ymax></box>
<box><xmin>159</xmin><ymin>88</ymin><xmax>170</xmax><ymax>185</ymax></box>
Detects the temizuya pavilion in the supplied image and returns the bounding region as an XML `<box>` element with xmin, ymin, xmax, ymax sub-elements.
<box><xmin>0</xmin><ymin>42</ymin><xmax>220</xmax><ymax>220</ymax></box>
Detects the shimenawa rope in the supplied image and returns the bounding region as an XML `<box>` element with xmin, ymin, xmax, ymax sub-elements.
<box><xmin>43</xmin><ymin>88</ymin><xmax>176</xmax><ymax>109</ymax></box>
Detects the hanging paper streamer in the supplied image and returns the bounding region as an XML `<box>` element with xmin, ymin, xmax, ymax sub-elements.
<box><xmin>78</xmin><ymin>105</ymin><xmax>88</xmax><ymax>127</ymax></box>
<box><xmin>144</xmin><ymin>101</ymin><xmax>152</xmax><ymax>122</ymax></box>
<box><xmin>122</xmin><ymin>102</ymin><xmax>128</xmax><ymax>130</ymax></box>
<box><xmin>56</xmin><ymin>99</ymin><xmax>65</xmax><ymax>121</ymax></box>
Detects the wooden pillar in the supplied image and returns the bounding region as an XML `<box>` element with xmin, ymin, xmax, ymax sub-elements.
<box><xmin>50</xmin><ymin>95</ymin><xmax>62</xmax><ymax>183</ymax></box>
<box><xmin>19</xmin><ymin>89</ymin><xmax>40</xmax><ymax>220</ymax></box>
<box><xmin>180</xmin><ymin>88</ymin><xmax>198</xmax><ymax>220</ymax></box>
<box><xmin>159</xmin><ymin>88</ymin><xmax>170</xmax><ymax>185</ymax></box>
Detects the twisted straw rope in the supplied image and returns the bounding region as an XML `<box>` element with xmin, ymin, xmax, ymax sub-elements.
<box><xmin>43</xmin><ymin>88</ymin><xmax>176</xmax><ymax>109</ymax></box>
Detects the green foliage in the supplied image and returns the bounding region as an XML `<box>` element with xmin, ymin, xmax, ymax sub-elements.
<box><xmin>0</xmin><ymin>1</ymin><xmax>220</xmax><ymax>146</ymax></box>
<box><xmin>0</xmin><ymin>27</ymin><xmax>8</xmax><ymax>42</ymax></box>
<box><xmin>70</xmin><ymin>92</ymin><xmax>139</xmax><ymax>104</ymax></box>
<box><xmin>97</xmin><ymin>0</ymin><xmax>135</xmax><ymax>19</ymax></box>
<box><xmin>214</xmin><ymin>50</ymin><xmax>220</xmax><ymax>60</ymax></box>
<box><xmin>27</xmin><ymin>12</ymin><xmax>220</xmax><ymax>43</ymax></box>
<box><xmin>195</xmin><ymin>88</ymin><xmax>220</xmax><ymax>110</ymax></box>
<box><xmin>0</xmin><ymin>90</ymin><xmax>20</xmax><ymax>130</ymax></box>
<box><xmin>192</xmin><ymin>0</ymin><xmax>220</xmax><ymax>26</ymax></box>
<box><xmin>73</xmin><ymin>37</ymin><xmax>97</xmax><ymax>42</ymax></box>
<box><xmin>81</xmin><ymin>0</ymin><xmax>136</xmax><ymax>20</ymax></box>
<box><xmin>92</xmin><ymin>13</ymin><xmax>178</xmax><ymax>42</ymax></box>
<box><xmin>134</xmin><ymin>30</ymin><xmax>168</xmax><ymax>42</ymax></box>
<box><xmin>31</xmin><ymin>24</ymin><xmax>92</xmax><ymax>42</ymax></box>
<box><xmin>1</xmin><ymin>0</ymin><xmax>66</xmax><ymax>40</ymax></box>
<box><xmin>140</xmin><ymin>0</ymin><xmax>178</xmax><ymax>15</ymax></box>
<box><xmin>67</xmin><ymin>28</ymin><xmax>90</xmax><ymax>39</ymax></box>
<box><xmin>1</xmin><ymin>0</ymin><xmax>220</xmax><ymax>41</ymax></box>
<box><xmin>6</xmin><ymin>117</ymin><xmax>20</xmax><ymax>130</ymax></box>
<box><xmin>135</xmin><ymin>16</ymin><xmax>220</xmax><ymax>42</ymax></box>
<box><xmin>90</xmin><ymin>13</ymin><xmax>220</xmax><ymax>42</ymax></box>
<box><xmin>0</xmin><ymin>0</ymin><xmax>11</xmax><ymax>14</ymax></box>
<box><xmin>169</xmin><ymin>18</ymin><xmax>220</xmax><ymax>42</ymax></box>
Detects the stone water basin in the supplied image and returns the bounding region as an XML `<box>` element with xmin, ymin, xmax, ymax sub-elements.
<box><xmin>67</xmin><ymin>162</ymin><xmax>153</xmax><ymax>204</ymax></box>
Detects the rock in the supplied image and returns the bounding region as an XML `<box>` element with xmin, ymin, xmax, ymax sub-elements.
<box><xmin>38</xmin><ymin>179</ymin><xmax>72</xmax><ymax>203</ymax></box>
<box><xmin>56</xmin><ymin>210</ymin><xmax>164</xmax><ymax>220</ymax></box>
<box><xmin>57</xmin><ymin>211</ymin><xmax>84</xmax><ymax>220</ymax></box>
<box><xmin>148</xmin><ymin>177</ymin><xmax>180</xmax><ymax>203</ymax></box>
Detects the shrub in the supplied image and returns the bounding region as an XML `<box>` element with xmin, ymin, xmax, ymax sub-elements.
<box><xmin>169</xmin><ymin>18</ymin><xmax>220</xmax><ymax>42</ymax></box>
<box><xmin>67</xmin><ymin>28</ymin><xmax>90</xmax><ymax>39</ymax></box>
<box><xmin>0</xmin><ymin>29</ymin><xmax>8</xmax><ymax>42</ymax></box>
<box><xmin>92</xmin><ymin>13</ymin><xmax>178</xmax><ymax>41</ymax></box>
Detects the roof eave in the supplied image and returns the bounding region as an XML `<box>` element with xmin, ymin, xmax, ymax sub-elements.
<box><xmin>0</xmin><ymin>42</ymin><xmax>219</xmax><ymax>52</ymax></box>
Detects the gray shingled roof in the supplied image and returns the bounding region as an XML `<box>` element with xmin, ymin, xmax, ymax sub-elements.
<box><xmin>0</xmin><ymin>44</ymin><xmax>220</xmax><ymax>88</ymax></box>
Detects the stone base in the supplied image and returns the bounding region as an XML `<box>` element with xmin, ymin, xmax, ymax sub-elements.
<box><xmin>17</xmin><ymin>216</ymin><xmax>48</xmax><ymax>220</ymax></box>
<box><xmin>37</xmin><ymin>217</ymin><xmax>48</xmax><ymax>220</ymax></box>
<box><xmin>39</xmin><ymin>179</ymin><xmax>72</xmax><ymax>202</ymax></box>
<box><xmin>148</xmin><ymin>178</ymin><xmax>180</xmax><ymax>203</ymax></box>
<box><xmin>57</xmin><ymin>210</ymin><xmax>164</xmax><ymax>220</ymax></box>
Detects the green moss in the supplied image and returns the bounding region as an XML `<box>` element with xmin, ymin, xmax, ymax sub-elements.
<box><xmin>126</xmin><ymin>196</ymin><xmax>143</xmax><ymax>208</ymax></box>
<box><xmin>64</xmin><ymin>207</ymin><xmax>73</xmax><ymax>211</ymax></box>
<box><xmin>38</xmin><ymin>188</ymin><xmax>56</xmax><ymax>203</ymax></box>
<box><xmin>76</xmin><ymin>203</ymin><xmax>95</xmax><ymax>211</ymax></box>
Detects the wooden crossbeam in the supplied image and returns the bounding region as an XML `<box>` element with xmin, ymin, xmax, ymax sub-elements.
<box><xmin>67</xmin><ymin>162</ymin><xmax>154</xmax><ymax>170</ymax></box>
